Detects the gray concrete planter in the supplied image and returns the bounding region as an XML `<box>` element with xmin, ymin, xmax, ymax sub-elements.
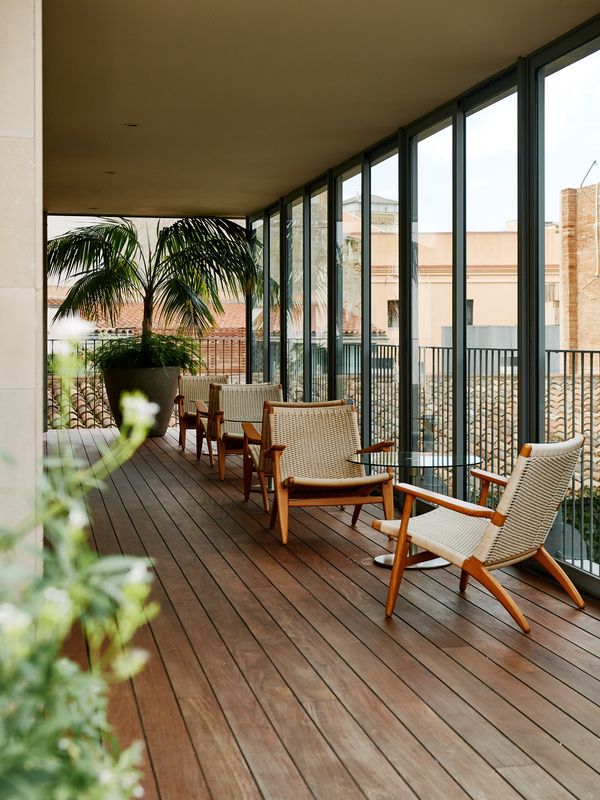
<box><xmin>103</xmin><ymin>366</ymin><xmax>179</xmax><ymax>437</ymax></box>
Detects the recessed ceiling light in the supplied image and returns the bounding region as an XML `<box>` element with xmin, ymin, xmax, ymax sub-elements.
<box><xmin>89</xmin><ymin>207</ymin><xmax>98</xmax><ymax>210</ymax></box>
<box><xmin>105</xmin><ymin>170</ymin><xmax>116</xmax><ymax>174</ymax></box>
<box><xmin>124</xmin><ymin>122</ymin><xmax>139</xmax><ymax>127</ymax></box>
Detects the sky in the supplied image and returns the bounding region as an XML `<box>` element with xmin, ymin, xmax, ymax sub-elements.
<box><xmin>49</xmin><ymin>47</ymin><xmax>600</xmax><ymax>240</ymax></box>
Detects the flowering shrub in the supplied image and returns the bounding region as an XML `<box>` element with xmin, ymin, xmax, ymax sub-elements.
<box><xmin>0</xmin><ymin>319</ymin><xmax>159</xmax><ymax>799</ymax></box>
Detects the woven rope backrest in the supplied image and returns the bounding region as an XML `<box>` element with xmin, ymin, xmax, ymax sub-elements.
<box><xmin>259</xmin><ymin>399</ymin><xmax>346</xmax><ymax>472</ymax></box>
<box><xmin>478</xmin><ymin>435</ymin><xmax>584</xmax><ymax>565</ymax></box>
<box><xmin>219</xmin><ymin>384</ymin><xmax>283</xmax><ymax>437</ymax></box>
<box><xmin>270</xmin><ymin>405</ymin><xmax>365</xmax><ymax>482</ymax></box>
<box><xmin>179</xmin><ymin>374</ymin><xmax>229</xmax><ymax>415</ymax></box>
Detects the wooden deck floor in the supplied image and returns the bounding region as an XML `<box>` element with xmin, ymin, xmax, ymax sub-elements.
<box><xmin>48</xmin><ymin>428</ymin><xmax>600</xmax><ymax>800</ymax></box>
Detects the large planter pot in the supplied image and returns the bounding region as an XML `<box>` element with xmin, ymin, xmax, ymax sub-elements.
<box><xmin>103</xmin><ymin>366</ymin><xmax>179</xmax><ymax>437</ymax></box>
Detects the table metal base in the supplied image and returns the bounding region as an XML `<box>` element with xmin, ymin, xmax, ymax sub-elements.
<box><xmin>251</xmin><ymin>477</ymin><xmax>274</xmax><ymax>493</ymax></box>
<box><xmin>373</xmin><ymin>553</ymin><xmax>450</xmax><ymax>569</ymax></box>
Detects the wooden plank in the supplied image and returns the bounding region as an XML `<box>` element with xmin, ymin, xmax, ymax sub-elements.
<box><xmin>48</xmin><ymin>431</ymin><xmax>161</xmax><ymax>800</ymax></box>
<box><xmin>171</xmin><ymin>447</ymin><xmax>599</xmax><ymax>799</ymax></box>
<box><xmin>149</xmin><ymin>436</ymin><xmax>531</xmax><ymax>800</ymax></box>
<box><xmin>125</xmin><ymin>435</ymin><xmax>416</xmax><ymax>799</ymax></box>
<box><xmin>76</xmin><ymin>429</ymin><xmax>208</xmax><ymax>800</ymax></box>
<box><xmin>51</xmin><ymin>430</ymin><xmax>600</xmax><ymax>800</ymax></box>
<box><xmin>95</xmin><ymin>430</ymin><xmax>319</xmax><ymax>800</ymax></box>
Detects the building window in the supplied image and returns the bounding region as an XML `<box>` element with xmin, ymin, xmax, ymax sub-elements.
<box><xmin>387</xmin><ymin>300</ymin><xmax>400</xmax><ymax>327</ymax></box>
<box><xmin>466</xmin><ymin>299</ymin><xmax>474</xmax><ymax>326</ymax></box>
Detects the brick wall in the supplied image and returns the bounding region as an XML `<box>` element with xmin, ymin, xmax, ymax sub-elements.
<box><xmin>560</xmin><ymin>182</ymin><xmax>600</xmax><ymax>349</ymax></box>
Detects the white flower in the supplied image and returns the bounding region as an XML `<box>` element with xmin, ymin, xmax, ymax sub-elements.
<box><xmin>125</xmin><ymin>562</ymin><xmax>148</xmax><ymax>586</ymax></box>
<box><xmin>133</xmin><ymin>787</ymin><xmax>145</xmax><ymax>798</ymax></box>
<box><xmin>52</xmin><ymin>316</ymin><xmax>95</xmax><ymax>342</ymax></box>
<box><xmin>121</xmin><ymin>394</ymin><xmax>160</xmax><ymax>428</ymax></box>
<box><xmin>41</xmin><ymin>587</ymin><xmax>72</xmax><ymax>619</ymax></box>
<box><xmin>68</xmin><ymin>506</ymin><xmax>88</xmax><ymax>530</ymax></box>
<box><xmin>98</xmin><ymin>768</ymin><xmax>114</xmax><ymax>785</ymax></box>
<box><xmin>0</xmin><ymin>603</ymin><xmax>32</xmax><ymax>636</ymax></box>
<box><xmin>0</xmin><ymin>604</ymin><xmax>32</xmax><ymax>659</ymax></box>
<box><xmin>52</xmin><ymin>340</ymin><xmax>73</xmax><ymax>357</ymax></box>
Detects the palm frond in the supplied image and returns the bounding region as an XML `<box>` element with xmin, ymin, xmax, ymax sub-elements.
<box><xmin>154</xmin><ymin>275</ymin><xmax>217</xmax><ymax>334</ymax></box>
<box><xmin>153</xmin><ymin>217</ymin><xmax>259</xmax><ymax>302</ymax></box>
<box><xmin>52</xmin><ymin>263</ymin><xmax>140</xmax><ymax>326</ymax></box>
<box><xmin>47</xmin><ymin>218</ymin><xmax>144</xmax><ymax>284</ymax></box>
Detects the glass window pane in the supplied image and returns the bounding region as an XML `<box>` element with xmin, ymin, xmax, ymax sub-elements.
<box><xmin>544</xmin><ymin>44</ymin><xmax>600</xmax><ymax>573</ymax></box>
<box><xmin>250</xmin><ymin>219</ymin><xmax>264</xmax><ymax>383</ymax></box>
<box><xmin>336</xmin><ymin>166</ymin><xmax>362</xmax><ymax>422</ymax></box>
<box><xmin>310</xmin><ymin>186</ymin><xmax>328</xmax><ymax>401</ymax></box>
<box><xmin>466</xmin><ymin>92</ymin><xmax>518</xmax><ymax>501</ymax></box>
<box><xmin>268</xmin><ymin>211</ymin><xmax>281</xmax><ymax>385</ymax></box>
<box><xmin>370</xmin><ymin>152</ymin><xmax>399</xmax><ymax>446</ymax></box>
<box><xmin>413</xmin><ymin>123</ymin><xmax>453</xmax><ymax>492</ymax></box>
<box><xmin>286</xmin><ymin>197</ymin><xmax>304</xmax><ymax>401</ymax></box>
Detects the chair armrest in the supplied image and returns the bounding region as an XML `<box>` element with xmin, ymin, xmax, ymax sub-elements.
<box><xmin>393</xmin><ymin>482</ymin><xmax>502</xmax><ymax>521</ymax></box>
<box><xmin>174</xmin><ymin>394</ymin><xmax>184</xmax><ymax>404</ymax></box>
<box><xmin>356</xmin><ymin>440</ymin><xmax>395</xmax><ymax>453</ymax></box>
<box><xmin>195</xmin><ymin>400</ymin><xmax>209</xmax><ymax>415</ymax></box>
<box><xmin>470</xmin><ymin>468</ymin><xmax>508</xmax><ymax>487</ymax></box>
<box><xmin>242</xmin><ymin>421</ymin><xmax>262</xmax><ymax>444</ymax></box>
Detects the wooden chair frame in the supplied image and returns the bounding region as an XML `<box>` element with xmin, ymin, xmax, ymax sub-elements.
<box><xmin>267</xmin><ymin>403</ymin><xmax>395</xmax><ymax>545</ymax></box>
<box><xmin>374</xmin><ymin>444</ymin><xmax>585</xmax><ymax>633</ymax></box>
<box><xmin>204</xmin><ymin>384</ymin><xmax>283</xmax><ymax>480</ymax></box>
<box><xmin>174</xmin><ymin>374</ymin><xmax>228</xmax><ymax>461</ymax></box>
<box><xmin>242</xmin><ymin>399</ymin><xmax>347</xmax><ymax>513</ymax></box>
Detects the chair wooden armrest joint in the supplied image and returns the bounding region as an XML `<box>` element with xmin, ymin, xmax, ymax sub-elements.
<box><xmin>195</xmin><ymin>399</ymin><xmax>209</xmax><ymax>415</ymax></box>
<box><xmin>393</xmin><ymin>482</ymin><xmax>498</xmax><ymax>520</ymax></box>
<box><xmin>356</xmin><ymin>440</ymin><xmax>395</xmax><ymax>454</ymax></box>
<box><xmin>242</xmin><ymin>421</ymin><xmax>261</xmax><ymax>444</ymax></box>
<box><xmin>471</xmin><ymin>467</ymin><xmax>508</xmax><ymax>487</ymax></box>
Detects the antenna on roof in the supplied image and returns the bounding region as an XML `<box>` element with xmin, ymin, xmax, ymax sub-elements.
<box><xmin>580</xmin><ymin>160</ymin><xmax>597</xmax><ymax>188</ymax></box>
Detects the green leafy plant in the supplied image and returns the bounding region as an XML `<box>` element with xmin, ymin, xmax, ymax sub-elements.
<box><xmin>0</xmin><ymin>325</ymin><xmax>159</xmax><ymax>799</ymax></box>
<box><xmin>90</xmin><ymin>332</ymin><xmax>199</xmax><ymax>371</ymax></box>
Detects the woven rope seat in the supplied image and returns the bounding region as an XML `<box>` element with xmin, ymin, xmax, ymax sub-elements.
<box><xmin>375</xmin><ymin>435</ymin><xmax>586</xmax><ymax>633</ymax></box>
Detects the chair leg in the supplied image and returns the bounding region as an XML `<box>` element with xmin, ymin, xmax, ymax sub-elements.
<box><xmin>258</xmin><ymin>471</ymin><xmax>270</xmax><ymax>513</ymax></box>
<box><xmin>243</xmin><ymin>454</ymin><xmax>253</xmax><ymax>502</ymax></box>
<box><xmin>463</xmin><ymin>557</ymin><xmax>530</xmax><ymax>633</ymax></box>
<box><xmin>533</xmin><ymin>546</ymin><xmax>585</xmax><ymax>609</ymax></box>
<box><xmin>459</xmin><ymin>569</ymin><xmax>470</xmax><ymax>592</ymax></box>
<box><xmin>217</xmin><ymin>442</ymin><xmax>226</xmax><ymax>480</ymax></box>
<box><xmin>180</xmin><ymin>426</ymin><xmax>186</xmax><ymax>452</ymax></box>
<box><xmin>206</xmin><ymin>435</ymin><xmax>214</xmax><ymax>466</ymax></box>
<box><xmin>351</xmin><ymin>505</ymin><xmax>361</xmax><ymax>526</ymax></box>
<box><xmin>269</xmin><ymin>496</ymin><xmax>278</xmax><ymax>529</ymax></box>
<box><xmin>196</xmin><ymin>425</ymin><xmax>204</xmax><ymax>460</ymax></box>
<box><xmin>385</xmin><ymin>528</ymin><xmax>409</xmax><ymax>618</ymax></box>
<box><xmin>382</xmin><ymin>480</ymin><xmax>394</xmax><ymax>520</ymax></box>
<box><xmin>277</xmin><ymin>494</ymin><xmax>289</xmax><ymax>545</ymax></box>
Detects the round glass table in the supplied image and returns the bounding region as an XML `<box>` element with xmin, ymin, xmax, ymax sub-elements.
<box><xmin>346</xmin><ymin>450</ymin><xmax>482</xmax><ymax>568</ymax></box>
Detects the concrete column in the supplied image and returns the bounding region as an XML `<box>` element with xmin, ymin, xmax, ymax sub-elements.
<box><xmin>0</xmin><ymin>0</ymin><xmax>44</xmax><ymax>568</ymax></box>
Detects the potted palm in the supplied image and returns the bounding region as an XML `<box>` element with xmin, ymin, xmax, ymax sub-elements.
<box><xmin>48</xmin><ymin>216</ymin><xmax>258</xmax><ymax>435</ymax></box>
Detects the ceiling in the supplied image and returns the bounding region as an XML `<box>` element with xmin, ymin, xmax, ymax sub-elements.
<box><xmin>43</xmin><ymin>0</ymin><xmax>599</xmax><ymax>218</ymax></box>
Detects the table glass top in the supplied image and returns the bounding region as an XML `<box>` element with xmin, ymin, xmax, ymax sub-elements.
<box><xmin>346</xmin><ymin>450</ymin><xmax>482</xmax><ymax>469</ymax></box>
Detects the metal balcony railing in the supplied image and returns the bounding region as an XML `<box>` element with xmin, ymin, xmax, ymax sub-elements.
<box><xmin>47</xmin><ymin>336</ymin><xmax>599</xmax><ymax>581</ymax></box>
<box><xmin>47</xmin><ymin>337</ymin><xmax>247</xmax><ymax>429</ymax></box>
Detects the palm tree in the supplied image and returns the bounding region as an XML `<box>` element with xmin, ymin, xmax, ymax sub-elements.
<box><xmin>47</xmin><ymin>216</ymin><xmax>258</xmax><ymax>335</ymax></box>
